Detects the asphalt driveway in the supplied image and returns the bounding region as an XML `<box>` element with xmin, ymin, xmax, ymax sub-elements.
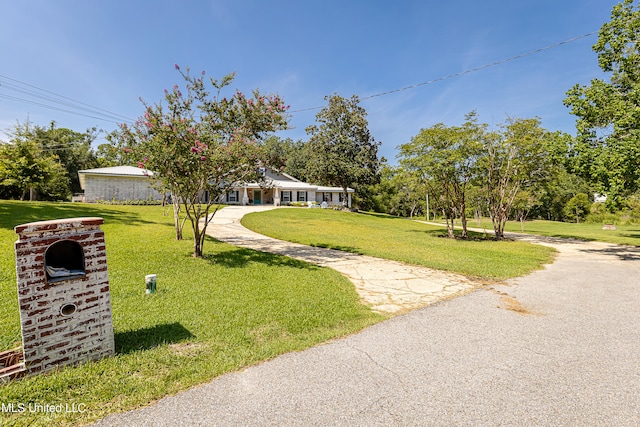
<box><xmin>94</xmin><ymin>210</ymin><xmax>640</xmax><ymax>426</ymax></box>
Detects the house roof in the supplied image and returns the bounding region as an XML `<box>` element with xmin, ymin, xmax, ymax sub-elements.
<box><xmin>238</xmin><ymin>169</ymin><xmax>354</xmax><ymax>193</ymax></box>
<box><xmin>77</xmin><ymin>165</ymin><xmax>353</xmax><ymax>193</ymax></box>
<box><xmin>77</xmin><ymin>166</ymin><xmax>153</xmax><ymax>190</ymax></box>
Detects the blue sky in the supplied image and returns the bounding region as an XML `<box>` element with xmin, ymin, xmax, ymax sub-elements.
<box><xmin>0</xmin><ymin>0</ymin><xmax>615</xmax><ymax>163</ymax></box>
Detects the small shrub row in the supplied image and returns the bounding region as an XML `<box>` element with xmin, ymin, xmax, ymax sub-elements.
<box><xmin>586</xmin><ymin>201</ymin><xmax>640</xmax><ymax>225</ymax></box>
<box><xmin>94</xmin><ymin>199</ymin><xmax>164</xmax><ymax>206</ymax></box>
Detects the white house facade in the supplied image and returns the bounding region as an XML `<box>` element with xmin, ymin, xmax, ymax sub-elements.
<box><xmin>77</xmin><ymin>166</ymin><xmax>163</xmax><ymax>202</ymax></box>
<box><xmin>223</xmin><ymin>169</ymin><xmax>354</xmax><ymax>208</ymax></box>
<box><xmin>77</xmin><ymin>166</ymin><xmax>353</xmax><ymax>207</ymax></box>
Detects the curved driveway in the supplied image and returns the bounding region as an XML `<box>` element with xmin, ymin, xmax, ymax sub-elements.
<box><xmin>95</xmin><ymin>207</ymin><xmax>640</xmax><ymax>426</ymax></box>
<box><xmin>204</xmin><ymin>206</ymin><xmax>481</xmax><ymax>314</ymax></box>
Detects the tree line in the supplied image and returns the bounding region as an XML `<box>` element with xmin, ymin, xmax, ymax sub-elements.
<box><xmin>2</xmin><ymin>0</ymin><xmax>639</xmax><ymax>252</ymax></box>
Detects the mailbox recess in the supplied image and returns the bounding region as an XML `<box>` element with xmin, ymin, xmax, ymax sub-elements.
<box><xmin>7</xmin><ymin>217</ymin><xmax>115</xmax><ymax>379</ymax></box>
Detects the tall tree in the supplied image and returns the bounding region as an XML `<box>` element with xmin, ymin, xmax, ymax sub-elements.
<box><xmin>1</xmin><ymin>120</ymin><xmax>98</xmax><ymax>199</ymax></box>
<box><xmin>262</xmin><ymin>136</ymin><xmax>310</xmax><ymax>180</ymax></box>
<box><xmin>305</xmin><ymin>94</ymin><xmax>380</xmax><ymax>207</ymax></box>
<box><xmin>0</xmin><ymin>137</ymin><xmax>68</xmax><ymax>201</ymax></box>
<box><xmin>119</xmin><ymin>66</ymin><xmax>288</xmax><ymax>257</ymax></box>
<box><xmin>398</xmin><ymin>112</ymin><xmax>483</xmax><ymax>238</ymax></box>
<box><xmin>32</xmin><ymin>122</ymin><xmax>99</xmax><ymax>194</ymax></box>
<box><xmin>564</xmin><ymin>0</ymin><xmax>640</xmax><ymax>207</ymax></box>
<box><xmin>480</xmin><ymin>117</ymin><xmax>552</xmax><ymax>239</ymax></box>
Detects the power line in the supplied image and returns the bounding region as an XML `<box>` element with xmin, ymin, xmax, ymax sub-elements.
<box><xmin>0</xmin><ymin>94</ymin><xmax>131</xmax><ymax>124</ymax></box>
<box><xmin>0</xmin><ymin>30</ymin><xmax>599</xmax><ymax>126</ymax></box>
<box><xmin>0</xmin><ymin>81</ymin><xmax>129</xmax><ymax>123</ymax></box>
<box><xmin>290</xmin><ymin>30</ymin><xmax>599</xmax><ymax>113</ymax></box>
<box><xmin>0</xmin><ymin>74</ymin><xmax>135</xmax><ymax>124</ymax></box>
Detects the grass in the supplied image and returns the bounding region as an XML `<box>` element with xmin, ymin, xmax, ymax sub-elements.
<box><xmin>241</xmin><ymin>209</ymin><xmax>556</xmax><ymax>280</ymax></box>
<box><xmin>0</xmin><ymin>201</ymin><xmax>382</xmax><ymax>426</ymax></box>
<box><xmin>433</xmin><ymin>217</ymin><xmax>640</xmax><ymax>247</ymax></box>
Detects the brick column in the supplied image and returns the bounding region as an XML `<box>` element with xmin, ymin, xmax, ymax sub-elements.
<box><xmin>14</xmin><ymin>217</ymin><xmax>115</xmax><ymax>376</ymax></box>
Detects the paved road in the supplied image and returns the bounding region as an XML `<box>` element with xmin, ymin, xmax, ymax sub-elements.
<box><xmin>95</xmin><ymin>209</ymin><xmax>640</xmax><ymax>426</ymax></box>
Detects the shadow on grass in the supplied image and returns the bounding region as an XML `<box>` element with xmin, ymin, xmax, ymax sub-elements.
<box><xmin>357</xmin><ymin>211</ymin><xmax>409</xmax><ymax>221</ymax></box>
<box><xmin>406</xmin><ymin>227</ymin><xmax>497</xmax><ymax>242</ymax></box>
<box><xmin>115</xmin><ymin>322</ymin><xmax>194</xmax><ymax>354</ymax></box>
<box><xmin>204</xmin><ymin>247</ymin><xmax>320</xmax><ymax>270</ymax></box>
<box><xmin>0</xmin><ymin>201</ymin><xmax>155</xmax><ymax>230</ymax></box>
<box><xmin>619</xmin><ymin>232</ymin><xmax>640</xmax><ymax>241</ymax></box>
<box><xmin>309</xmin><ymin>243</ymin><xmax>364</xmax><ymax>255</ymax></box>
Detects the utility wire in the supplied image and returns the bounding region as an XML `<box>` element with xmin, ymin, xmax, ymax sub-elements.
<box><xmin>0</xmin><ymin>81</ymin><xmax>128</xmax><ymax>123</ymax></box>
<box><xmin>0</xmin><ymin>74</ymin><xmax>135</xmax><ymax>124</ymax></box>
<box><xmin>0</xmin><ymin>94</ymin><xmax>130</xmax><ymax>124</ymax></box>
<box><xmin>0</xmin><ymin>31</ymin><xmax>599</xmax><ymax>124</ymax></box>
<box><xmin>290</xmin><ymin>31</ymin><xmax>599</xmax><ymax>113</ymax></box>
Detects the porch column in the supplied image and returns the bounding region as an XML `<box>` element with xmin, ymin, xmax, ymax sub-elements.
<box><xmin>242</xmin><ymin>187</ymin><xmax>249</xmax><ymax>205</ymax></box>
<box><xmin>348</xmin><ymin>193</ymin><xmax>352</xmax><ymax>208</ymax></box>
<box><xmin>274</xmin><ymin>187</ymin><xmax>280</xmax><ymax>206</ymax></box>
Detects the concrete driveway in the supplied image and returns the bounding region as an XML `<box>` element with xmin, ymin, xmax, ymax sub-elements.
<box><xmin>94</xmin><ymin>208</ymin><xmax>640</xmax><ymax>426</ymax></box>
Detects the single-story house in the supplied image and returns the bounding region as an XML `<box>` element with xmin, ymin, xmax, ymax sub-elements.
<box><xmin>224</xmin><ymin>168</ymin><xmax>354</xmax><ymax>208</ymax></box>
<box><xmin>77</xmin><ymin>166</ymin><xmax>163</xmax><ymax>202</ymax></box>
<box><xmin>77</xmin><ymin>166</ymin><xmax>353</xmax><ymax>207</ymax></box>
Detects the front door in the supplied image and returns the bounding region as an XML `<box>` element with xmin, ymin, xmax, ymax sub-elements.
<box><xmin>253</xmin><ymin>190</ymin><xmax>262</xmax><ymax>205</ymax></box>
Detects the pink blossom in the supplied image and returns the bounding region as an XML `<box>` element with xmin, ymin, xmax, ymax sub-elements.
<box><xmin>174</xmin><ymin>63</ymin><xmax>180</xmax><ymax>70</ymax></box>
<box><xmin>201</xmin><ymin>156</ymin><xmax>206</xmax><ymax>161</ymax></box>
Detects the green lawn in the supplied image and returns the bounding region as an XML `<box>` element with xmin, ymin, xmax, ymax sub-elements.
<box><xmin>241</xmin><ymin>209</ymin><xmax>556</xmax><ymax>280</ymax></box>
<box><xmin>433</xmin><ymin>217</ymin><xmax>640</xmax><ymax>247</ymax></box>
<box><xmin>0</xmin><ymin>201</ymin><xmax>382</xmax><ymax>427</ymax></box>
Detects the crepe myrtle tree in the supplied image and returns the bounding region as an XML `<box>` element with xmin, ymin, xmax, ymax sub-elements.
<box><xmin>119</xmin><ymin>65</ymin><xmax>288</xmax><ymax>257</ymax></box>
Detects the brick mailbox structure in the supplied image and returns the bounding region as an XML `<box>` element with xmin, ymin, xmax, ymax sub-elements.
<box><xmin>3</xmin><ymin>217</ymin><xmax>115</xmax><ymax>380</ymax></box>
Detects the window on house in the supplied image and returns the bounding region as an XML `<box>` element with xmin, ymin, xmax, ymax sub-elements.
<box><xmin>338</xmin><ymin>193</ymin><xmax>344</xmax><ymax>203</ymax></box>
<box><xmin>323</xmin><ymin>192</ymin><xmax>332</xmax><ymax>202</ymax></box>
<box><xmin>227</xmin><ymin>191</ymin><xmax>239</xmax><ymax>203</ymax></box>
<box><xmin>297</xmin><ymin>191</ymin><xmax>307</xmax><ymax>202</ymax></box>
<box><xmin>282</xmin><ymin>191</ymin><xmax>291</xmax><ymax>202</ymax></box>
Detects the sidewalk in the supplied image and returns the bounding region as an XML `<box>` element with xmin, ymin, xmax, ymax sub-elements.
<box><xmin>206</xmin><ymin>206</ymin><xmax>482</xmax><ymax>314</ymax></box>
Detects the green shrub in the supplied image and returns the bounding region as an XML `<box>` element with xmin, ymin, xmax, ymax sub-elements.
<box><xmin>563</xmin><ymin>193</ymin><xmax>590</xmax><ymax>223</ymax></box>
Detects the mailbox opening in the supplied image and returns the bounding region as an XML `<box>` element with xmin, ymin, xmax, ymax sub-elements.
<box><xmin>44</xmin><ymin>239</ymin><xmax>85</xmax><ymax>282</ymax></box>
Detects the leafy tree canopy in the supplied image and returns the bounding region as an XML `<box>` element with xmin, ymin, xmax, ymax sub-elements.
<box><xmin>305</xmin><ymin>94</ymin><xmax>380</xmax><ymax>205</ymax></box>
<box><xmin>0</xmin><ymin>120</ymin><xmax>96</xmax><ymax>200</ymax></box>
<box><xmin>564</xmin><ymin>0</ymin><xmax>640</xmax><ymax>206</ymax></box>
<box><xmin>119</xmin><ymin>66</ymin><xmax>289</xmax><ymax>257</ymax></box>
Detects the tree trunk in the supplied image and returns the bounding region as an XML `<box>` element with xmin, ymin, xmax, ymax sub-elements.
<box><xmin>443</xmin><ymin>208</ymin><xmax>454</xmax><ymax>238</ymax></box>
<box><xmin>459</xmin><ymin>201</ymin><xmax>468</xmax><ymax>239</ymax></box>
<box><xmin>173</xmin><ymin>197</ymin><xmax>183</xmax><ymax>240</ymax></box>
<box><xmin>191</xmin><ymin>216</ymin><xmax>203</xmax><ymax>257</ymax></box>
<box><xmin>493</xmin><ymin>213</ymin><xmax>506</xmax><ymax>239</ymax></box>
<box><xmin>193</xmin><ymin>230</ymin><xmax>203</xmax><ymax>257</ymax></box>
